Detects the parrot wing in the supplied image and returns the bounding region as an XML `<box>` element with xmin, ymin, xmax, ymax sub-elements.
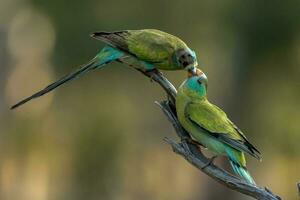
<box><xmin>185</xmin><ymin>101</ymin><xmax>261</xmax><ymax>160</ymax></box>
<box><xmin>91</xmin><ymin>29</ymin><xmax>187</xmax><ymax>64</ymax></box>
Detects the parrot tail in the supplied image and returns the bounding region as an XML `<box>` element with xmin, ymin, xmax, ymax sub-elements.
<box><xmin>229</xmin><ymin>160</ymin><xmax>256</xmax><ymax>185</ymax></box>
<box><xmin>10</xmin><ymin>46</ymin><xmax>124</xmax><ymax>109</ymax></box>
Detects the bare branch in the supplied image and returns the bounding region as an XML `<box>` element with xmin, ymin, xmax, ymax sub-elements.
<box><xmin>135</xmin><ymin>69</ymin><xmax>177</xmax><ymax>105</ymax></box>
<box><xmin>136</xmin><ymin>69</ymin><xmax>282</xmax><ymax>200</ymax></box>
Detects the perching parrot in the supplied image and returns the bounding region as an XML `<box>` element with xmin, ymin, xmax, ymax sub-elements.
<box><xmin>11</xmin><ymin>29</ymin><xmax>198</xmax><ymax>109</ymax></box>
<box><xmin>176</xmin><ymin>72</ymin><xmax>261</xmax><ymax>185</ymax></box>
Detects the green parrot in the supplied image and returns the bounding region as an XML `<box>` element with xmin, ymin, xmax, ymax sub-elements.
<box><xmin>176</xmin><ymin>72</ymin><xmax>261</xmax><ymax>185</ymax></box>
<box><xmin>11</xmin><ymin>29</ymin><xmax>198</xmax><ymax>109</ymax></box>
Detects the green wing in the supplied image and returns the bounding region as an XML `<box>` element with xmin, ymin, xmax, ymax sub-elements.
<box><xmin>186</xmin><ymin>101</ymin><xmax>261</xmax><ymax>160</ymax></box>
<box><xmin>91</xmin><ymin>29</ymin><xmax>188</xmax><ymax>64</ymax></box>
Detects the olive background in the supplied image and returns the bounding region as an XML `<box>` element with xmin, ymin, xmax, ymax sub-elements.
<box><xmin>0</xmin><ymin>0</ymin><xmax>299</xmax><ymax>200</ymax></box>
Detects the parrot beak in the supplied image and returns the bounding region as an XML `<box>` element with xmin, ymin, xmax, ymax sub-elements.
<box><xmin>187</xmin><ymin>68</ymin><xmax>203</xmax><ymax>78</ymax></box>
<box><xmin>186</xmin><ymin>66</ymin><xmax>196</xmax><ymax>76</ymax></box>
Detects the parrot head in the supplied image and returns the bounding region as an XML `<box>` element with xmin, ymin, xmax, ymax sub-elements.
<box><xmin>180</xmin><ymin>71</ymin><xmax>208</xmax><ymax>98</ymax></box>
<box><xmin>174</xmin><ymin>48</ymin><xmax>198</xmax><ymax>73</ymax></box>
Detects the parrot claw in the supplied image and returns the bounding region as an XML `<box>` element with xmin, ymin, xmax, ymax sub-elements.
<box><xmin>148</xmin><ymin>69</ymin><xmax>162</xmax><ymax>82</ymax></box>
<box><xmin>181</xmin><ymin>136</ymin><xmax>204</xmax><ymax>147</ymax></box>
<box><xmin>181</xmin><ymin>136</ymin><xmax>205</xmax><ymax>154</ymax></box>
<box><xmin>149</xmin><ymin>75</ymin><xmax>154</xmax><ymax>82</ymax></box>
<box><xmin>201</xmin><ymin>155</ymin><xmax>217</xmax><ymax>170</ymax></box>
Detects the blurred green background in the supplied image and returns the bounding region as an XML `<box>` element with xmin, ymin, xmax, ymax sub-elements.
<box><xmin>0</xmin><ymin>0</ymin><xmax>300</xmax><ymax>199</ymax></box>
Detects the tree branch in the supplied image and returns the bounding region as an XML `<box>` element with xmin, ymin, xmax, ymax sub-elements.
<box><xmin>136</xmin><ymin>69</ymin><xmax>282</xmax><ymax>200</ymax></box>
<box><xmin>135</xmin><ymin>69</ymin><xmax>177</xmax><ymax>105</ymax></box>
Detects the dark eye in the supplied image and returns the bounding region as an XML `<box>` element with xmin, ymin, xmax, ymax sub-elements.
<box><xmin>183</xmin><ymin>61</ymin><xmax>189</xmax><ymax>67</ymax></box>
<box><xmin>197</xmin><ymin>79</ymin><xmax>202</xmax><ymax>84</ymax></box>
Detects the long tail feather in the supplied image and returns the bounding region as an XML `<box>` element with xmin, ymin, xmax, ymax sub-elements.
<box><xmin>11</xmin><ymin>46</ymin><xmax>123</xmax><ymax>109</ymax></box>
<box><xmin>229</xmin><ymin>160</ymin><xmax>256</xmax><ymax>185</ymax></box>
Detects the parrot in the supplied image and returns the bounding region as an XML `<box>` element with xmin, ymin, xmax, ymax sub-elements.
<box><xmin>176</xmin><ymin>71</ymin><xmax>261</xmax><ymax>185</ymax></box>
<box><xmin>11</xmin><ymin>29</ymin><xmax>198</xmax><ymax>109</ymax></box>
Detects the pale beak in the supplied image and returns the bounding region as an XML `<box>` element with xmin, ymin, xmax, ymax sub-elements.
<box><xmin>187</xmin><ymin>67</ymin><xmax>203</xmax><ymax>78</ymax></box>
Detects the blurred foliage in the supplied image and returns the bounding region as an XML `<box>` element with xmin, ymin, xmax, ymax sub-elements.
<box><xmin>0</xmin><ymin>0</ymin><xmax>299</xmax><ymax>200</ymax></box>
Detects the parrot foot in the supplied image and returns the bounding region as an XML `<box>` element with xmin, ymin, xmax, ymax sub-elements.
<box><xmin>181</xmin><ymin>136</ymin><xmax>205</xmax><ymax>154</ymax></box>
<box><xmin>181</xmin><ymin>136</ymin><xmax>204</xmax><ymax>147</ymax></box>
<box><xmin>201</xmin><ymin>156</ymin><xmax>217</xmax><ymax>170</ymax></box>
<box><xmin>148</xmin><ymin>69</ymin><xmax>160</xmax><ymax>82</ymax></box>
<box><xmin>150</xmin><ymin>75</ymin><xmax>154</xmax><ymax>82</ymax></box>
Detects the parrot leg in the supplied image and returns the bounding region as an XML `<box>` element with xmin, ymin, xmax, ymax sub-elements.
<box><xmin>181</xmin><ymin>136</ymin><xmax>206</xmax><ymax>155</ymax></box>
<box><xmin>144</xmin><ymin>68</ymin><xmax>162</xmax><ymax>82</ymax></box>
<box><xmin>201</xmin><ymin>155</ymin><xmax>218</xmax><ymax>170</ymax></box>
<box><xmin>181</xmin><ymin>136</ymin><xmax>204</xmax><ymax>147</ymax></box>
<box><xmin>136</xmin><ymin>68</ymin><xmax>162</xmax><ymax>82</ymax></box>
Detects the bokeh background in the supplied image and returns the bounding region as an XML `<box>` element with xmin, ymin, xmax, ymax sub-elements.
<box><xmin>0</xmin><ymin>0</ymin><xmax>300</xmax><ymax>199</ymax></box>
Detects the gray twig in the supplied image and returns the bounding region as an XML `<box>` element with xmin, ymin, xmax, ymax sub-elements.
<box><xmin>136</xmin><ymin>69</ymin><xmax>282</xmax><ymax>200</ymax></box>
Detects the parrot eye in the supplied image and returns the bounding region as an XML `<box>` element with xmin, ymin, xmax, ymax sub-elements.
<box><xmin>197</xmin><ymin>79</ymin><xmax>202</xmax><ymax>84</ymax></box>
